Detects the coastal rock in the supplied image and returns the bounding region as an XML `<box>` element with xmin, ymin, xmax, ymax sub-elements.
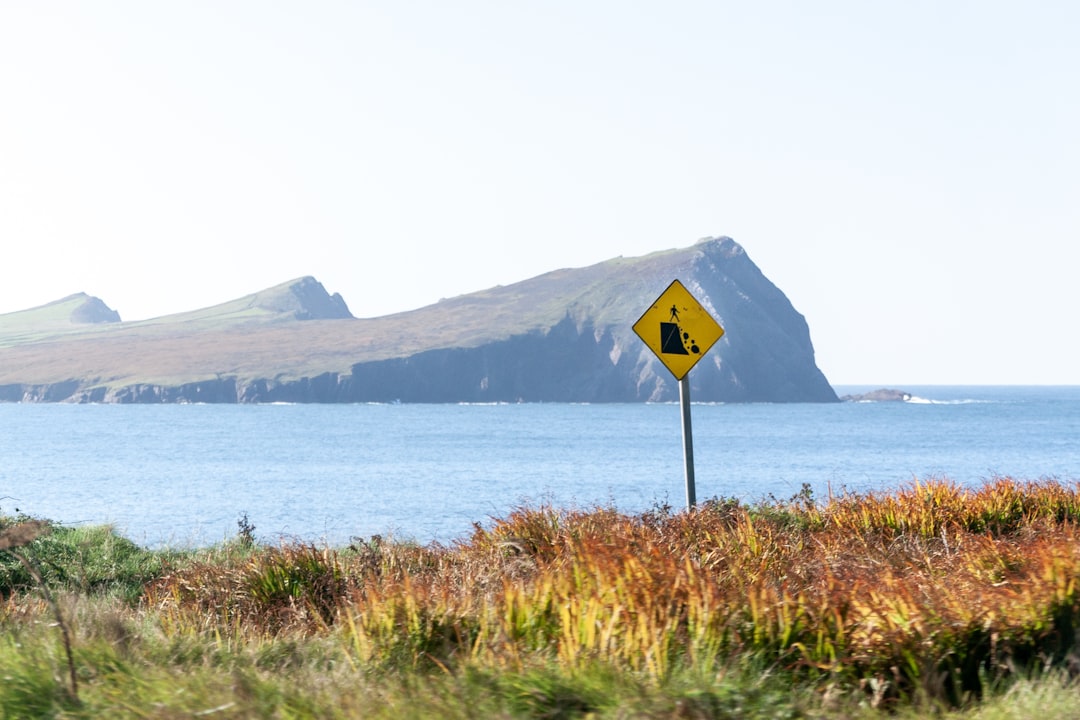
<box><xmin>840</xmin><ymin>388</ymin><xmax>912</xmax><ymax>402</ymax></box>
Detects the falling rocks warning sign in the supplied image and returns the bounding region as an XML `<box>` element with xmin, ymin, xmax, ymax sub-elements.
<box><xmin>633</xmin><ymin>280</ymin><xmax>725</xmax><ymax>381</ymax></box>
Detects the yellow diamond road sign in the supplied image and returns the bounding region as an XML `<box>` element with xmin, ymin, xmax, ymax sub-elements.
<box><xmin>633</xmin><ymin>279</ymin><xmax>725</xmax><ymax>381</ymax></box>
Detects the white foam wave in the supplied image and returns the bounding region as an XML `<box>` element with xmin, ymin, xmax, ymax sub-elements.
<box><xmin>906</xmin><ymin>396</ymin><xmax>990</xmax><ymax>405</ymax></box>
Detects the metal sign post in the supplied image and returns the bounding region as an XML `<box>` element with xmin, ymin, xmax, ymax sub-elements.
<box><xmin>632</xmin><ymin>280</ymin><xmax>724</xmax><ymax>511</ymax></box>
<box><xmin>679</xmin><ymin>376</ymin><xmax>696</xmax><ymax>508</ymax></box>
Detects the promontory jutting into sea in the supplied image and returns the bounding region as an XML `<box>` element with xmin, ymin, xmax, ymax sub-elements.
<box><xmin>0</xmin><ymin>237</ymin><xmax>834</xmax><ymax>404</ymax></box>
<box><xmin>0</xmin><ymin>239</ymin><xmax>1077</xmax><ymax>548</ymax></box>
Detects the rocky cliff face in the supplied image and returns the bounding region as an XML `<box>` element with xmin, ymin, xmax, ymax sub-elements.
<box><xmin>68</xmin><ymin>294</ymin><xmax>122</xmax><ymax>324</ymax></box>
<box><xmin>246</xmin><ymin>277</ymin><xmax>352</xmax><ymax>320</ymax></box>
<box><xmin>671</xmin><ymin>237</ymin><xmax>836</xmax><ymax>402</ymax></box>
<box><xmin>0</xmin><ymin>238</ymin><xmax>837</xmax><ymax>403</ymax></box>
<box><xmin>308</xmin><ymin>238</ymin><xmax>836</xmax><ymax>403</ymax></box>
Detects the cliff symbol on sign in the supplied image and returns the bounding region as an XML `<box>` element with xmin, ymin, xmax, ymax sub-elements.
<box><xmin>660</xmin><ymin>322</ymin><xmax>694</xmax><ymax>355</ymax></box>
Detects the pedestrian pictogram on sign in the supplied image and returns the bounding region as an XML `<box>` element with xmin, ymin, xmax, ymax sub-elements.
<box><xmin>632</xmin><ymin>279</ymin><xmax>725</xmax><ymax>381</ymax></box>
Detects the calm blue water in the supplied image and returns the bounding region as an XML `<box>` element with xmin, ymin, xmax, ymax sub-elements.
<box><xmin>1</xmin><ymin>386</ymin><xmax>1078</xmax><ymax>548</ymax></box>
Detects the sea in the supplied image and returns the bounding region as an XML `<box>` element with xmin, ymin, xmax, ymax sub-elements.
<box><xmin>1</xmin><ymin>385</ymin><xmax>1078</xmax><ymax>549</ymax></box>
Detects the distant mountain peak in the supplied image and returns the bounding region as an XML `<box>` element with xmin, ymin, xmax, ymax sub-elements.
<box><xmin>248</xmin><ymin>277</ymin><xmax>353</xmax><ymax>320</ymax></box>
<box><xmin>10</xmin><ymin>292</ymin><xmax>122</xmax><ymax>325</ymax></box>
<box><xmin>695</xmin><ymin>235</ymin><xmax>744</xmax><ymax>259</ymax></box>
<box><xmin>68</xmin><ymin>294</ymin><xmax>122</xmax><ymax>324</ymax></box>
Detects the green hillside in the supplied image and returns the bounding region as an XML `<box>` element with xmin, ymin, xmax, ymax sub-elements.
<box><xmin>0</xmin><ymin>293</ymin><xmax>121</xmax><ymax>347</ymax></box>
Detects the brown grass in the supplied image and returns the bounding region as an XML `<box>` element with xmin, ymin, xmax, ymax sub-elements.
<box><xmin>143</xmin><ymin>477</ymin><xmax>1080</xmax><ymax>707</ymax></box>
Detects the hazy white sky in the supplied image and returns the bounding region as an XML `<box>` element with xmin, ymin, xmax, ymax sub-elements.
<box><xmin>1</xmin><ymin>2</ymin><xmax>1077</xmax><ymax>385</ymax></box>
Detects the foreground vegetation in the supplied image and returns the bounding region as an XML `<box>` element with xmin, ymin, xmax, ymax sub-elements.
<box><xmin>6</xmin><ymin>478</ymin><xmax>1080</xmax><ymax>717</ymax></box>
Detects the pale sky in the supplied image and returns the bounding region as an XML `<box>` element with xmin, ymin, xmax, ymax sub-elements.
<box><xmin>1</xmin><ymin>2</ymin><xmax>1077</xmax><ymax>385</ymax></box>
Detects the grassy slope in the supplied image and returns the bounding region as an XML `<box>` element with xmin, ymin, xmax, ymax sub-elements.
<box><xmin>0</xmin><ymin>294</ymin><xmax>118</xmax><ymax>347</ymax></box>
<box><xmin>0</xmin><ymin>246</ymin><xmax>690</xmax><ymax>389</ymax></box>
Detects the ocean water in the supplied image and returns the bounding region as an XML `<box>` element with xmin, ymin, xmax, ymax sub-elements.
<box><xmin>1</xmin><ymin>386</ymin><xmax>1078</xmax><ymax>548</ymax></box>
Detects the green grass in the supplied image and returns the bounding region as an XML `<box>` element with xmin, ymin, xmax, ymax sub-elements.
<box><xmin>0</xmin><ymin>294</ymin><xmax>119</xmax><ymax>348</ymax></box>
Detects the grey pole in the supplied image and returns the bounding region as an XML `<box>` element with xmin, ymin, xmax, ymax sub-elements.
<box><xmin>679</xmin><ymin>376</ymin><xmax>696</xmax><ymax>509</ymax></box>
